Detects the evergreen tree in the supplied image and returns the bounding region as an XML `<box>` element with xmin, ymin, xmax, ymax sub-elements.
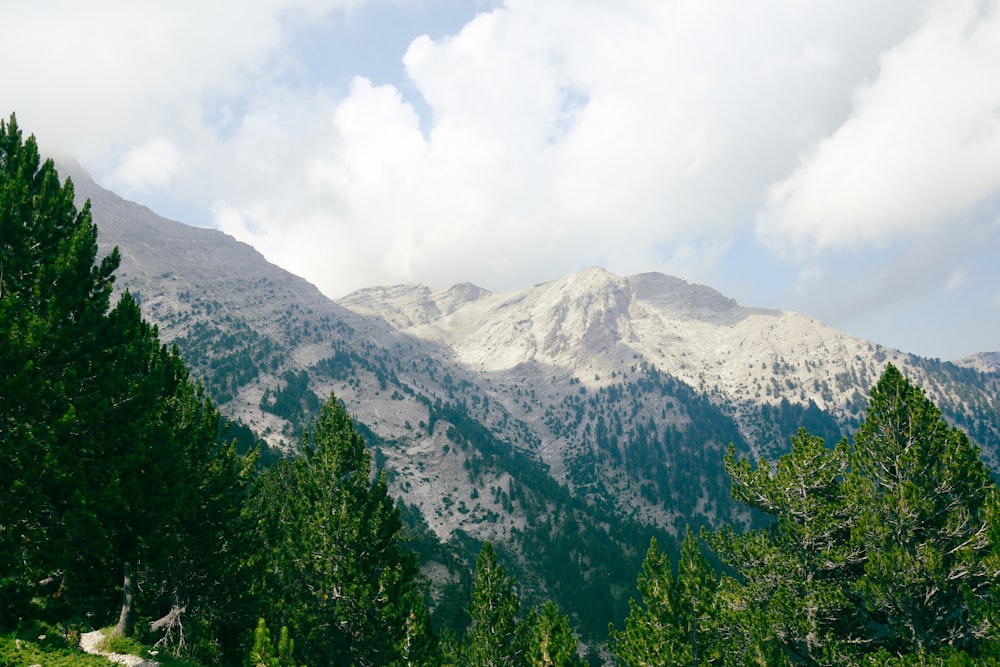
<box><xmin>466</xmin><ymin>541</ymin><xmax>521</xmax><ymax>667</ymax></box>
<box><xmin>707</xmin><ymin>365</ymin><xmax>999</xmax><ymax>664</ymax></box>
<box><xmin>0</xmin><ymin>115</ymin><xmax>252</xmax><ymax>661</ymax></box>
<box><xmin>93</xmin><ymin>292</ymin><xmax>236</xmax><ymax>638</ymax></box>
<box><xmin>609</xmin><ymin>530</ymin><xmax>716</xmax><ymax>666</ymax></box>
<box><xmin>847</xmin><ymin>364</ymin><xmax>998</xmax><ymax>655</ymax></box>
<box><xmin>394</xmin><ymin>591</ymin><xmax>441</xmax><ymax>667</ymax></box>
<box><xmin>524</xmin><ymin>600</ymin><xmax>582</xmax><ymax>667</ymax></box>
<box><xmin>248</xmin><ymin>618</ymin><xmax>301</xmax><ymax>667</ymax></box>
<box><xmin>246</xmin><ymin>393</ymin><xmax>432</xmax><ymax>667</ymax></box>
<box><xmin>711</xmin><ymin>429</ymin><xmax>861</xmax><ymax>663</ymax></box>
<box><xmin>0</xmin><ymin>113</ymin><xmax>120</xmax><ymax>621</ymax></box>
<box><xmin>675</xmin><ymin>528</ymin><xmax>719</xmax><ymax>664</ymax></box>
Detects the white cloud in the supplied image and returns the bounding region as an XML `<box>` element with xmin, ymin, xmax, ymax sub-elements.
<box><xmin>107</xmin><ymin>137</ymin><xmax>180</xmax><ymax>192</ymax></box>
<box><xmin>794</xmin><ymin>266</ymin><xmax>824</xmax><ymax>294</ymax></box>
<box><xmin>203</xmin><ymin>0</ymin><xmax>923</xmax><ymax>295</ymax></box>
<box><xmin>9</xmin><ymin>0</ymin><xmax>997</xmax><ymax>333</ymax></box>
<box><xmin>757</xmin><ymin>0</ymin><xmax>1000</xmax><ymax>257</ymax></box>
<box><xmin>0</xmin><ymin>0</ymin><xmax>363</xmax><ymax>160</ymax></box>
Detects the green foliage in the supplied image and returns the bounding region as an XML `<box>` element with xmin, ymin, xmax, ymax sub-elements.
<box><xmin>0</xmin><ymin>114</ymin><xmax>254</xmax><ymax>663</ymax></box>
<box><xmin>395</xmin><ymin>596</ymin><xmax>441</xmax><ymax>667</ymax></box>
<box><xmin>712</xmin><ymin>428</ymin><xmax>861</xmax><ymax>663</ymax></box>
<box><xmin>847</xmin><ymin>364</ymin><xmax>997</xmax><ymax>654</ymax></box>
<box><xmin>465</xmin><ymin>541</ymin><xmax>522</xmax><ymax>667</ymax></box>
<box><xmin>547</xmin><ymin>364</ymin><xmax>750</xmax><ymax>522</ymax></box>
<box><xmin>524</xmin><ymin>601</ymin><xmax>583</xmax><ymax>667</ymax></box>
<box><xmin>862</xmin><ymin>645</ymin><xmax>1000</xmax><ymax>666</ymax></box>
<box><xmin>609</xmin><ymin>530</ymin><xmax>716</xmax><ymax>667</ymax></box>
<box><xmin>247</xmin><ymin>618</ymin><xmax>300</xmax><ymax>667</ymax></box>
<box><xmin>463</xmin><ymin>542</ymin><xmax>583</xmax><ymax>667</ymax></box>
<box><xmin>245</xmin><ymin>393</ymin><xmax>433</xmax><ymax>667</ymax></box>
<box><xmin>173</xmin><ymin>319</ymin><xmax>284</xmax><ymax>405</ymax></box>
<box><xmin>0</xmin><ymin>633</ymin><xmax>110</xmax><ymax>667</ymax></box>
<box><xmin>260</xmin><ymin>370</ymin><xmax>320</xmax><ymax>424</ymax></box>
<box><xmin>0</xmin><ymin>113</ymin><xmax>120</xmax><ymax>621</ymax></box>
<box><xmin>10</xmin><ymin>114</ymin><xmax>1000</xmax><ymax>667</ymax></box>
<box><xmin>615</xmin><ymin>364</ymin><xmax>1000</xmax><ymax>666</ymax></box>
<box><xmin>426</xmin><ymin>398</ymin><xmax>672</xmax><ymax>643</ymax></box>
<box><xmin>751</xmin><ymin>397</ymin><xmax>845</xmax><ymax>459</ymax></box>
<box><xmin>610</xmin><ymin>536</ymin><xmax>692</xmax><ymax>666</ymax></box>
<box><xmin>97</xmin><ymin>626</ymin><xmax>147</xmax><ymax>655</ymax></box>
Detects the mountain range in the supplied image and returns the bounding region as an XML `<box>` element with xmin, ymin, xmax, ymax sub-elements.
<box><xmin>60</xmin><ymin>159</ymin><xmax>1000</xmax><ymax>638</ymax></box>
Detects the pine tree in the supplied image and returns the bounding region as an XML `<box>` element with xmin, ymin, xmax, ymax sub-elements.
<box><xmin>0</xmin><ymin>115</ymin><xmax>252</xmax><ymax>656</ymax></box>
<box><xmin>699</xmin><ymin>364</ymin><xmax>1000</xmax><ymax>664</ymax></box>
<box><xmin>466</xmin><ymin>541</ymin><xmax>521</xmax><ymax>667</ymax></box>
<box><xmin>0</xmin><ymin>113</ymin><xmax>120</xmax><ymax>621</ymax></box>
<box><xmin>44</xmin><ymin>284</ymin><xmax>251</xmax><ymax>643</ymax></box>
<box><xmin>393</xmin><ymin>591</ymin><xmax>441</xmax><ymax>667</ymax></box>
<box><xmin>246</xmin><ymin>393</ymin><xmax>432</xmax><ymax>666</ymax></box>
<box><xmin>675</xmin><ymin>528</ymin><xmax>719</xmax><ymax>664</ymax></box>
<box><xmin>847</xmin><ymin>364</ymin><xmax>998</xmax><ymax>655</ymax></box>
<box><xmin>248</xmin><ymin>618</ymin><xmax>301</xmax><ymax>667</ymax></box>
<box><xmin>524</xmin><ymin>600</ymin><xmax>582</xmax><ymax>667</ymax></box>
<box><xmin>711</xmin><ymin>429</ymin><xmax>862</xmax><ymax>663</ymax></box>
<box><xmin>609</xmin><ymin>530</ymin><xmax>717</xmax><ymax>667</ymax></box>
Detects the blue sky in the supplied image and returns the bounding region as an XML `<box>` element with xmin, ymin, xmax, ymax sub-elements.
<box><xmin>2</xmin><ymin>0</ymin><xmax>999</xmax><ymax>360</ymax></box>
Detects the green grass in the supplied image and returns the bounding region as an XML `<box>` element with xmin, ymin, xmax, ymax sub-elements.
<box><xmin>0</xmin><ymin>632</ymin><xmax>109</xmax><ymax>667</ymax></box>
<box><xmin>0</xmin><ymin>626</ymin><xmax>207</xmax><ymax>667</ymax></box>
<box><xmin>96</xmin><ymin>625</ymin><xmax>148</xmax><ymax>655</ymax></box>
<box><xmin>93</xmin><ymin>626</ymin><xmax>206</xmax><ymax>666</ymax></box>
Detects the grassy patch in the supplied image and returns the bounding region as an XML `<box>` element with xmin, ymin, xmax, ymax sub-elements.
<box><xmin>0</xmin><ymin>632</ymin><xmax>109</xmax><ymax>667</ymax></box>
<box><xmin>92</xmin><ymin>626</ymin><xmax>205</xmax><ymax>667</ymax></box>
<box><xmin>0</xmin><ymin>622</ymin><xmax>206</xmax><ymax>667</ymax></box>
<box><xmin>96</xmin><ymin>626</ymin><xmax>147</xmax><ymax>655</ymax></box>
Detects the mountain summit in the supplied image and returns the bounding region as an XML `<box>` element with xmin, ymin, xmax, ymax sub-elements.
<box><xmin>343</xmin><ymin>266</ymin><xmax>756</xmax><ymax>370</ymax></box>
<box><xmin>343</xmin><ymin>267</ymin><xmax>894</xmax><ymax>427</ymax></box>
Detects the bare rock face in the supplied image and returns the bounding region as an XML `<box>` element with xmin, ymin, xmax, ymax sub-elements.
<box><xmin>343</xmin><ymin>282</ymin><xmax>492</xmax><ymax>329</ymax></box>
<box><xmin>341</xmin><ymin>265</ymin><xmax>890</xmax><ymax>420</ymax></box>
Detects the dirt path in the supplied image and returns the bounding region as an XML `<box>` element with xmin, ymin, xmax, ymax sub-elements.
<box><xmin>79</xmin><ymin>630</ymin><xmax>160</xmax><ymax>667</ymax></box>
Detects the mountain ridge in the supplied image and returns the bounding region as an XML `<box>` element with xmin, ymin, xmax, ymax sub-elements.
<box><xmin>342</xmin><ymin>266</ymin><xmax>902</xmax><ymax>429</ymax></box>
<box><xmin>64</xmin><ymin>156</ymin><xmax>1000</xmax><ymax>498</ymax></box>
<box><xmin>58</xmin><ymin>159</ymin><xmax>1000</xmax><ymax>638</ymax></box>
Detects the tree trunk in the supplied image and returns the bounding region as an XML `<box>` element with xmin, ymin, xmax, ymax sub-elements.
<box><xmin>113</xmin><ymin>562</ymin><xmax>136</xmax><ymax>637</ymax></box>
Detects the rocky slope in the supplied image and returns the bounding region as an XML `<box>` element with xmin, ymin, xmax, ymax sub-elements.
<box><xmin>60</xmin><ymin>160</ymin><xmax>546</xmax><ymax>541</ymax></box>
<box><xmin>341</xmin><ymin>267</ymin><xmax>1000</xmax><ymax>461</ymax></box>
<box><xmin>66</xmin><ymin>155</ymin><xmax>1000</xmax><ymax>523</ymax></box>
<box><xmin>61</xmin><ymin>160</ymin><xmax>1000</xmax><ymax>637</ymax></box>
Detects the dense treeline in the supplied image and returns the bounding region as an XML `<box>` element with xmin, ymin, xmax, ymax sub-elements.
<box><xmin>0</xmin><ymin>114</ymin><xmax>257</xmax><ymax>663</ymax></box>
<box><xmin>5</xmin><ymin>114</ymin><xmax>1000</xmax><ymax>666</ymax></box>
<box><xmin>610</xmin><ymin>364</ymin><xmax>1000</xmax><ymax>665</ymax></box>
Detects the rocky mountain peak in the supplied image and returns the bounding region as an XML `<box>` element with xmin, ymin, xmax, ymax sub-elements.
<box><xmin>341</xmin><ymin>281</ymin><xmax>493</xmax><ymax>329</ymax></box>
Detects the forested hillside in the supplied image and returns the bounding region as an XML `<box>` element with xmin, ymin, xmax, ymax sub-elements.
<box><xmin>609</xmin><ymin>365</ymin><xmax>1000</xmax><ymax>665</ymax></box>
